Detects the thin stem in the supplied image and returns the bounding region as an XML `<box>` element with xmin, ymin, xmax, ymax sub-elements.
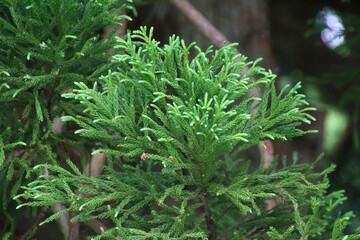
<box><xmin>46</xmin><ymin>66</ymin><xmax>62</xmax><ymax>116</ymax></box>
<box><xmin>85</xmin><ymin>219</ymin><xmax>108</xmax><ymax>235</ymax></box>
<box><xmin>168</xmin><ymin>0</ymin><xmax>231</xmax><ymax>49</ymax></box>
<box><xmin>199</xmin><ymin>191</ymin><xmax>216</xmax><ymax>240</ymax></box>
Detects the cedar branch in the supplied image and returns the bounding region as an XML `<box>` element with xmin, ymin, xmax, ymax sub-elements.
<box><xmin>167</xmin><ymin>0</ymin><xmax>274</xmax><ymax>168</ymax></box>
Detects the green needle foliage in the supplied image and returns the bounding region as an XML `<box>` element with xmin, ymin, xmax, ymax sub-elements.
<box><xmin>17</xmin><ymin>27</ymin><xmax>360</xmax><ymax>239</ymax></box>
<box><xmin>0</xmin><ymin>0</ymin><xmax>132</xmax><ymax>238</ymax></box>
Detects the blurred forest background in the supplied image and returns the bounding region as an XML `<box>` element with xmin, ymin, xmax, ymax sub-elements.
<box><xmin>126</xmin><ymin>0</ymin><xmax>360</xmax><ymax>232</ymax></box>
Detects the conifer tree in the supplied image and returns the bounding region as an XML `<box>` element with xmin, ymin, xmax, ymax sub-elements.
<box><xmin>16</xmin><ymin>26</ymin><xmax>360</xmax><ymax>239</ymax></box>
<box><xmin>0</xmin><ymin>0</ymin><xmax>132</xmax><ymax>238</ymax></box>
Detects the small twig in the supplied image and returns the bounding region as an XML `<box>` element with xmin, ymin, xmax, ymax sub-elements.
<box><xmin>85</xmin><ymin>219</ymin><xmax>108</xmax><ymax>235</ymax></box>
<box><xmin>168</xmin><ymin>0</ymin><xmax>231</xmax><ymax>49</ymax></box>
<box><xmin>46</xmin><ymin>66</ymin><xmax>62</xmax><ymax>116</ymax></box>
<box><xmin>199</xmin><ymin>192</ymin><xmax>216</xmax><ymax>240</ymax></box>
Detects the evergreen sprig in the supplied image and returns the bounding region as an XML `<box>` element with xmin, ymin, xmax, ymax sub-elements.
<box><xmin>16</xmin><ymin>27</ymin><xmax>360</xmax><ymax>239</ymax></box>
<box><xmin>62</xmin><ymin>26</ymin><xmax>315</xmax><ymax>166</ymax></box>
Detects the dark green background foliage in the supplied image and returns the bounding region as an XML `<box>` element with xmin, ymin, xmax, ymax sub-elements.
<box><xmin>0</xmin><ymin>0</ymin><xmax>131</xmax><ymax>238</ymax></box>
<box><xmin>17</xmin><ymin>27</ymin><xmax>359</xmax><ymax>239</ymax></box>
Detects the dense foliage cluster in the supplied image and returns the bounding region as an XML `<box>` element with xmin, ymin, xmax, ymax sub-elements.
<box><xmin>17</xmin><ymin>27</ymin><xmax>360</xmax><ymax>239</ymax></box>
<box><xmin>0</xmin><ymin>0</ymin><xmax>359</xmax><ymax>239</ymax></box>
